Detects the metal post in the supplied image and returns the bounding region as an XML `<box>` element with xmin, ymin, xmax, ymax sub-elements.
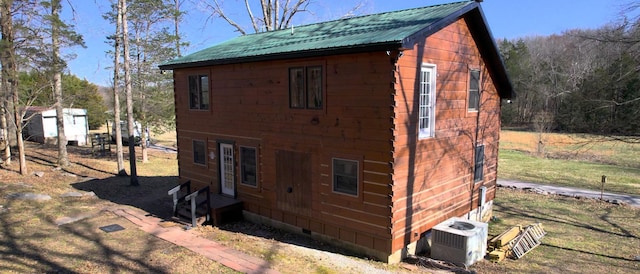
<box><xmin>600</xmin><ymin>175</ymin><xmax>607</xmax><ymax>200</ymax></box>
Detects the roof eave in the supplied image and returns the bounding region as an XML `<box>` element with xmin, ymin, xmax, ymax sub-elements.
<box><xmin>400</xmin><ymin>2</ymin><xmax>479</xmax><ymax>50</ymax></box>
<box><xmin>399</xmin><ymin>2</ymin><xmax>514</xmax><ymax>99</ymax></box>
<box><xmin>466</xmin><ymin>5</ymin><xmax>515</xmax><ymax>99</ymax></box>
<box><xmin>159</xmin><ymin>42</ymin><xmax>401</xmax><ymax>70</ymax></box>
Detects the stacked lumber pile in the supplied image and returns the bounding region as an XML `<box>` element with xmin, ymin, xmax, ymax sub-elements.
<box><xmin>487</xmin><ymin>223</ymin><xmax>546</xmax><ymax>262</ymax></box>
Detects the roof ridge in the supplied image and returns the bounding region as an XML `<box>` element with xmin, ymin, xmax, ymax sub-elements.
<box><xmin>160</xmin><ymin>0</ymin><xmax>479</xmax><ymax>69</ymax></box>
<box><xmin>239</xmin><ymin>1</ymin><xmax>473</xmax><ymax>37</ymax></box>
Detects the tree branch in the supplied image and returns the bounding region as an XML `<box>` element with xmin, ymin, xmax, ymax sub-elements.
<box><xmin>208</xmin><ymin>0</ymin><xmax>246</xmax><ymax>35</ymax></box>
<box><xmin>245</xmin><ymin>0</ymin><xmax>259</xmax><ymax>33</ymax></box>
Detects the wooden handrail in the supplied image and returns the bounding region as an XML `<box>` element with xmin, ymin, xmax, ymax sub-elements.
<box><xmin>185</xmin><ymin>186</ymin><xmax>210</xmax><ymax>227</ymax></box>
<box><xmin>168</xmin><ymin>180</ymin><xmax>191</xmax><ymax>217</ymax></box>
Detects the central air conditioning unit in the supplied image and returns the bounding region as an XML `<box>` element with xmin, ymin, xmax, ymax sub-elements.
<box><xmin>430</xmin><ymin>217</ymin><xmax>488</xmax><ymax>266</ymax></box>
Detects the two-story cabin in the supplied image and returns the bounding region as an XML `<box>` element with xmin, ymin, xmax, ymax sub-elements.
<box><xmin>160</xmin><ymin>0</ymin><xmax>513</xmax><ymax>263</ymax></box>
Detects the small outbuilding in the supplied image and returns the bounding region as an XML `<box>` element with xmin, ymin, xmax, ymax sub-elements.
<box><xmin>23</xmin><ymin>107</ymin><xmax>89</xmax><ymax>146</ymax></box>
<box><xmin>160</xmin><ymin>0</ymin><xmax>513</xmax><ymax>263</ymax></box>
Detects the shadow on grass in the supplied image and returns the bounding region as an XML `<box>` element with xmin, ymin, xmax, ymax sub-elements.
<box><xmin>72</xmin><ymin>175</ymin><xmax>179</xmax><ymax>219</ymax></box>
<box><xmin>540</xmin><ymin>242</ymin><xmax>638</xmax><ymax>262</ymax></box>
<box><xmin>0</xmin><ymin>184</ymin><xmax>173</xmax><ymax>273</ymax></box>
<box><xmin>494</xmin><ymin>200</ymin><xmax>640</xmax><ymax>240</ymax></box>
<box><xmin>493</xmin><ymin>193</ymin><xmax>640</xmax><ymax>266</ymax></box>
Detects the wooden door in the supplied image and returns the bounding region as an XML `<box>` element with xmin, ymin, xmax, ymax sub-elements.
<box><xmin>276</xmin><ymin>150</ymin><xmax>312</xmax><ymax>216</ymax></box>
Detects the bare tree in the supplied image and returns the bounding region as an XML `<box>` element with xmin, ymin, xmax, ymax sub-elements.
<box><xmin>0</xmin><ymin>0</ymin><xmax>27</xmax><ymax>174</ymax></box>
<box><xmin>0</xmin><ymin>0</ymin><xmax>14</xmax><ymax>168</ymax></box>
<box><xmin>50</xmin><ymin>0</ymin><xmax>68</xmax><ymax>167</ymax></box>
<box><xmin>113</xmin><ymin>0</ymin><xmax>126</xmax><ymax>175</ymax></box>
<box><xmin>121</xmin><ymin>0</ymin><xmax>139</xmax><ymax>186</ymax></box>
<box><xmin>202</xmin><ymin>0</ymin><xmax>313</xmax><ymax>34</ymax></box>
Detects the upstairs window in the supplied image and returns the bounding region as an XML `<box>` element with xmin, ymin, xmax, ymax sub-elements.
<box><xmin>473</xmin><ymin>145</ymin><xmax>484</xmax><ymax>182</ymax></box>
<box><xmin>189</xmin><ymin>75</ymin><xmax>209</xmax><ymax>110</ymax></box>
<box><xmin>418</xmin><ymin>64</ymin><xmax>436</xmax><ymax>139</ymax></box>
<box><xmin>468</xmin><ymin>69</ymin><xmax>480</xmax><ymax>111</ymax></box>
<box><xmin>289</xmin><ymin>66</ymin><xmax>323</xmax><ymax>109</ymax></box>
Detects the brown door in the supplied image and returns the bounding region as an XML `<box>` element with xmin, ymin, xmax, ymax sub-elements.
<box><xmin>276</xmin><ymin>150</ymin><xmax>312</xmax><ymax>216</ymax></box>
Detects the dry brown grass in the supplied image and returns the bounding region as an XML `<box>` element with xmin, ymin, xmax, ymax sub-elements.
<box><xmin>499</xmin><ymin>130</ymin><xmax>640</xmax><ymax>195</ymax></box>
<box><xmin>2</xmin><ymin>140</ymin><xmax>638</xmax><ymax>273</ymax></box>
<box><xmin>500</xmin><ymin>130</ymin><xmax>640</xmax><ymax>167</ymax></box>
<box><xmin>0</xmin><ymin>142</ymin><xmax>235</xmax><ymax>273</ymax></box>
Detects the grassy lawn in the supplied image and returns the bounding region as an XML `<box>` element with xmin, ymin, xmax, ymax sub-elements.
<box><xmin>473</xmin><ymin>188</ymin><xmax>640</xmax><ymax>273</ymax></box>
<box><xmin>499</xmin><ymin>130</ymin><xmax>640</xmax><ymax>196</ymax></box>
<box><xmin>2</xmin><ymin>132</ymin><xmax>639</xmax><ymax>273</ymax></box>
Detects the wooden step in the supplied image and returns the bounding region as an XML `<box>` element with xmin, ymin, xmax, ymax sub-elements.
<box><xmin>208</xmin><ymin>194</ymin><xmax>244</xmax><ymax>226</ymax></box>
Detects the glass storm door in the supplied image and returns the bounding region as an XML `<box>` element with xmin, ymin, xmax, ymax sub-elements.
<box><xmin>219</xmin><ymin>143</ymin><xmax>235</xmax><ymax>197</ymax></box>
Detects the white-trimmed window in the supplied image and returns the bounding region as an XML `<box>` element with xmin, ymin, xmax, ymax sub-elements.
<box><xmin>468</xmin><ymin>69</ymin><xmax>480</xmax><ymax>111</ymax></box>
<box><xmin>240</xmin><ymin>146</ymin><xmax>258</xmax><ymax>187</ymax></box>
<box><xmin>193</xmin><ymin>139</ymin><xmax>206</xmax><ymax>165</ymax></box>
<box><xmin>419</xmin><ymin>64</ymin><xmax>436</xmax><ymax>139</ymax></box>
<box><xmin>332</xmin><ymin>158</ymin><xmax>359</xmax><ymax>196</ymax></box>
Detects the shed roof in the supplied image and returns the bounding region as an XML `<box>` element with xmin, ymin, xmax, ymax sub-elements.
<box><xmin>160</xmin><ymin>0</ymin><xmax>514</xmax><ymax>98</ymax></box>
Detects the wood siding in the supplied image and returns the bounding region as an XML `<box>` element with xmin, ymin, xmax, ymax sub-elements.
<box><xmin>173</xmin><ymin>52</ymin><xmax>396</xmax><ymax>254</ymax></box>
<box><xmin>390</xmin><ymin>18</ymin><xmax>501</xmax><ymax>251</ymax></box>
<box><xmin>172</xmin><ymin>16</ymin><xmax>504</xmax><ymax>259</ymax></box>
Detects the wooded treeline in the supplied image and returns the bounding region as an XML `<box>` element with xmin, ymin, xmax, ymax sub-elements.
<box><xmin>499</xmin><ymin>20</ymin><xmax>640</xmax><ymax>140</ymax></box>
<box><xmin>0</xmin><ymin>0</ymin><xmax>182</xmax><ymax>175</ymax></box>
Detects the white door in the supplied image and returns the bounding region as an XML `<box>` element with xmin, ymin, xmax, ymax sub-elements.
<box><xmin>220</xmin><ymin>143</ymin><xmax>235</xmax><ymax>196</ymax></box>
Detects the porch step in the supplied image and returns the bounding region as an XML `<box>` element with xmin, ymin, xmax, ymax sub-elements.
<box><xmin>209</xmin><ymin>194</ymin><xmax>244</xmax><ymax>226</ymax></box>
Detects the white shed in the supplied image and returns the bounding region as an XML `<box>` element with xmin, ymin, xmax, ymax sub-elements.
<box><xmin>23</xmin><ymin>107</ymin><xmax>89</xmax><ymax>146</ymax></box>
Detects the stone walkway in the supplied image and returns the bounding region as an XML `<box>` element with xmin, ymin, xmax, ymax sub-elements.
<box><xmin>106</xmin><ymin>206</ymin><xmax>280</xmax><ymax>274</ymax></box>
<box><xmin>497</xmin><ymin>179</ymin><xmax>640</xmax><ymax>208</ymax></box>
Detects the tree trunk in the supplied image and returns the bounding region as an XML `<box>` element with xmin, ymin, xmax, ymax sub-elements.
<box><xmin>122</xmin><ymin>0</ymin><xmax>138</xmax><ymax>186</ymax></box>
<box><xmin>173</xmin><ymin>0</ymin><xmax>181</xmax><ymax>57</ymax></box>
<box><xmin>13</xmin><ymin>90</ymin><xmax>26</xmax><ymax>175</ymax></box>
<box><xmin>52</xmin><ymin>0</ymin><xmax>69</xmax><ymax>167</ymax></box>
<box><xmin>0</xmin><ymin>77</ymin><xmax>10</xmax><ymax>166</ymax></box>
<box><xmin>1</xmin><ymin>0</ymin><xmax>26</xmax><ymax>175</ymax></box>
<box><xmin>134</xmin><ymin>32</ymin><xmax>148</xmax><ymax>164</ymax></box>
<box><xmin>114</xmin><ymin>0</ymin><xmax>126</xmax><ymax>176</ymax></box>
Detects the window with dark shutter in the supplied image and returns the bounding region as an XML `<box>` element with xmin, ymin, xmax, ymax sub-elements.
<box><xmin>289</xmin><ymin>66</ymin><xmax>323</xmax><ymax>109</ymax></box>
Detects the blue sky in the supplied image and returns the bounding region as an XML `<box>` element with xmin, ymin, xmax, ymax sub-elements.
<box><xmin>64</xmin><ymin>0</ymin><xmax>627</xmax><ymax>86</ymax></box>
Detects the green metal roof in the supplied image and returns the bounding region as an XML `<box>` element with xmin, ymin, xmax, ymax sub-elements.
<box><xmin>160</xmin><ymin>1</ymin><xmax>476</xmax><ymax>69</ymax></box>
<box><xmin>160</xmin><ymin>0</ymin><xmax>514</xmax><ymax>99</ymax></box>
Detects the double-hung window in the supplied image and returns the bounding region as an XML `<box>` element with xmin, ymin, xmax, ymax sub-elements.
<box><xmin>189</xmin><ymin>75</ymin><xmax>209</xmax><ymax>110</ymax></box>
<box><xmin>418</xmin><ymin>64</ymin><xmax>436</xmax><ymax>139</ymax></box>
<box><xmin>289</xmin><ymin>66</ymin><xmax>323</xmax><ymax>109</ymax></box>
<box><xmin>468</xmin><ymin>69</ymin><xmax>480</xmax><ymax>111</ymax></box>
